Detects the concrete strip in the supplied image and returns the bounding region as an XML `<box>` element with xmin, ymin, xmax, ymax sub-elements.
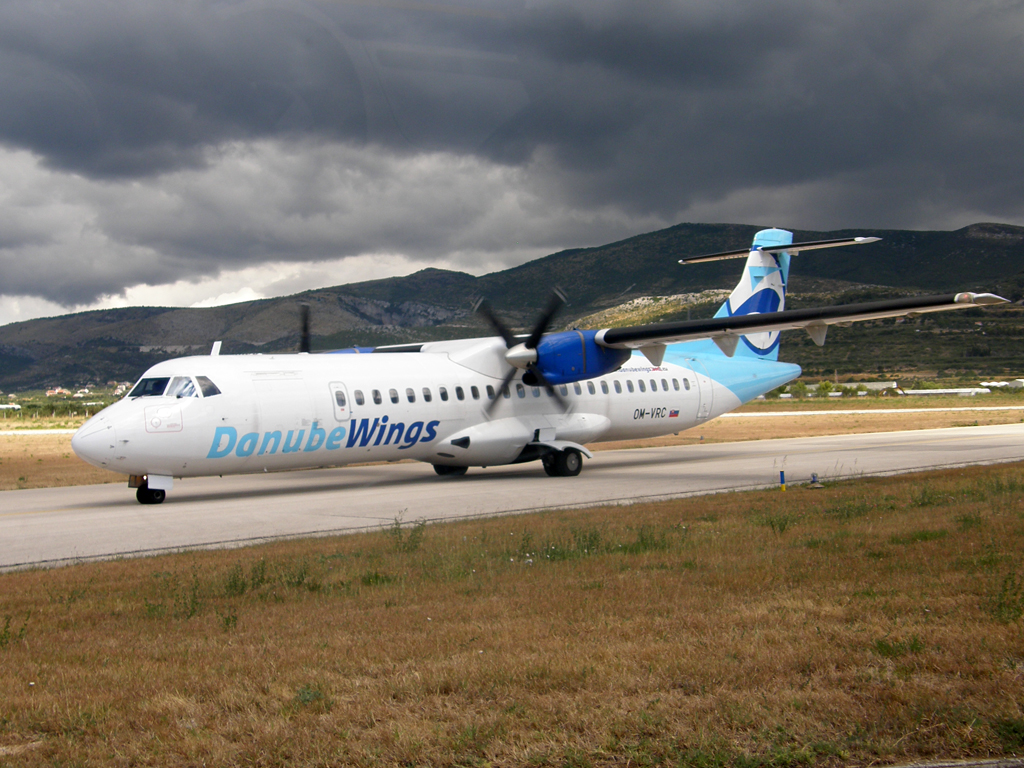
<box><xmin>723</xmin><ymin>405</ymin><xmax>1024</xmax><ymax>417</ymax></box>
<box><xmin>2</xmin><ymin>423</ymin><xmax>1023</xmax><ymax>570</ymax></box>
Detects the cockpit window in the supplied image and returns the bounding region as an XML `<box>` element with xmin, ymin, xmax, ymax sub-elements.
<box><xmin>128</xmin><ymin>377</ymin><xmax>170</xmax><ymax>397</ymax></box>
<box><xmin>166</xmin><ymin>377</ymin><xmax>197</xmax><ymax>398</ymax></box>
<box><xmin>196</xmin><ymin>376</ymin><xmax>221</xmax><ymax>397</ymax></box>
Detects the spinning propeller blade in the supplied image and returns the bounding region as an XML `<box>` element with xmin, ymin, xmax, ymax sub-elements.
<box><xmin>476</xmin><ymin>290</ymin><xmax>569</xmax><ymax>415</ymax></box>
<box><xmin>299</xmin><ymin>304</ymin><xmax>311</xmax><ymax>353</ymax></box>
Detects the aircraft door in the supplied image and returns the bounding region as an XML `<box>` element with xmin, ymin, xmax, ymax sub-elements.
<box><xmin>329</xmin><ymin>382</ymin><xmax>351</xmax><ymax>421</ymax></box>
<box><xmin>687</xmin><ymin>360</ymin><xmax>714</xmax><ymax>421</ymax></box>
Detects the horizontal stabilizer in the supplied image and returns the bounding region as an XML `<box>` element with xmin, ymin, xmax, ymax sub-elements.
<box><xmin>595</xmin><ymin>292</ymin><xmax>1008</xmax><ymax>354</ymax></box>
<box><xmin>680</xmin><ymin>236</ymin><xmax>880</xmax><ymax>264</ymax></box>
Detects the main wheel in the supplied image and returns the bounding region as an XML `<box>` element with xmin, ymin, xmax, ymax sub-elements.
<box><xmin>542</xmin><ymin>453</ymin><xmax>559</xmax><ymax>477</ymax></box>
<box><xmin>433</xmin><ymin>464</ymin><xmax>468</xmax><ymax>477</ymax></box>
<box><xmin>559</xmin><ymin>448</ymin><xmax>583</xmax><ymax>477</ymax></box>
<box><xmin>136</xmin><ymin>483</ymin><xmax>166</xmax><ymax>505</ymax></box>
<box><xmin>544</xmin><ymin>449</ymin><xmax>583</xmax><ymax>477</ymax></box>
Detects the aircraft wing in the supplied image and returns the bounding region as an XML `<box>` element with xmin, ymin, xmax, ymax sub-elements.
<box><xmin>594</xmin><ymin>292</ymin><xmax>1008</xmax><ymax>356</ymax></box>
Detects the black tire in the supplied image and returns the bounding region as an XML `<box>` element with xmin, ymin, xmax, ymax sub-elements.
<box><xmin>136</xmin><ymin>484</ymin><xmax>167</xmax><ymax>505</ymax></box>
<box><xmin>542</xmin><ymin>453</ymin><xmax>559</xmax><ymax>477</ymax></box>
<box><xmin>559</xmin><ymin>448</ymin><xmax>583</xmax><ymax>477</ymax></box>
<box><xmin>433</xmin><ymin>464</ymin><xmax>468</xmax><ymax>477</ymax></box>
<box><xmin>544</xmin><ymin>449</ymin><xmax>583</xmax><ymax>477</ymax></box>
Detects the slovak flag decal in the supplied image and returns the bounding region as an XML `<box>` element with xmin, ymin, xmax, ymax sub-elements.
<box><xmin>669</xmin><ymin>409</ymin><xmax>679</xmax><ymax>418</ymax></box>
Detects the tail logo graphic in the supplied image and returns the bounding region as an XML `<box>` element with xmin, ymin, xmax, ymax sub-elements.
<box><xmin>714</xmin><ymin>228</ymin><xmax>793</xmax><ymax>360</ymax></box>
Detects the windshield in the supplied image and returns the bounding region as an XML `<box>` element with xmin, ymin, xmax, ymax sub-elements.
<box><xmin>127</xmin><ymin>377</ymin><xmax>170</xmax><ymax>397</ymax></box>
<box><xmin>196</xmin><ymin>376</ymin><xmax>221</xmax><ymax>397</ymax></box>
<box><xmin>166</xmin><ymin>376</ymin><xmax>197</xmax><ymax>398</ymax></box>
<box><xmin>127</xmin><ymin>375</ymin><xmax>222</xmax><ymax>398</ymax></box>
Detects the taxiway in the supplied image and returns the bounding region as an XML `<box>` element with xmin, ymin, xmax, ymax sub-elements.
<box><xmin>2</xmin><ymin>423</ymin><xmax>1022</xmax><ymax>570</ymax></box>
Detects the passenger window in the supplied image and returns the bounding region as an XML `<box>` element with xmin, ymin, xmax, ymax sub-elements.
<box><xmin>638</xmin><ymin>380</ymin><xmax>646</xmax><ymax>393</ymax></box>
<box><xmin>486</xmin><ymin>385</ymin><xmax>495</xmax><ymax>400</ymax></box>
<box><xmin>573</xmin><ymin>382</ymin><xmax>582</xmax><ymax>395</ymax></box>
<box><xmin>587</xmin><ymin>381</ymin><xmax>596</xmax><ymax>395</ymax></box>
<box><xmin>533</xmin><ymin>387</ymin><xmax>541</xmax><ymax>398</ymax></box>
<box><xmin>406</xmin><ymin>387</ymin><xmax>416</xmax><ymax>403</ymax></box>
<box><xmin>601</xmin><ymin>381</ymin><xmax>609</xmax><ymax>394</ymax></box>
<box><xmin>661</xmin><ymin>378</ymin><xmax>669</xmax><ymax>391</ymax></box>
<box><xmin>684</xmin><ymin>378</ymin><xmax>691</xmax><ymax>391</ymax></box>
<box><xmin>502</xmin><ymin>385</ymin><xmax>511</xmax><ymax>399</ymax></box>
<box><xmin>422</xmin><ymin>387</ymin><xmax>432</xmax><ymax>403</ymax></box>
<box><xmin>672</xmin><ymin>378</ymin><xmax>680</xmax><ymax>391</ymax></box>
<box><xmin>558</xmin><ymin>384</ymin><xmax>568</xmax><ymax>396</ymax></box>
<box><xmin>196</xmin><ymin>376</ymin><xmax>221</xmax><ymax>397</ymax></box>
<box><xmin>372</xmin><ymin>389</ymin><xmax>382</xmax><ymax>405</ymax></box>
<box><xmin>335</xmin><ymin>390</ymin><xmax>347</xmax><ymax>407</ymax></box>
<box><xmin>614</xmin><ymin>381</ymin><xmax>622</xmax><ymax>394</ymax></box>
<box><xmin>455</xmin><ymin>386</ymin><xmax>465</xmax><ymax>401</ymax></box>
<box><xmin>354</xmin><ymin>390</ymin><xmax>365</xmax><ymax>406</ymax></box>
<box><xmin>516</xmin><ymin>383</ymin><xmax>525</xmax><ymax>398</ymax></box>
<box><xmin>166</xmin><ymin>376</ymin><xmax>197</xmax><ymax>398</ymax></box>
<box><xmin>471</xmin><ymin>385</ymin><xmax>481</xmax><ymax>400</ymax></box>
<box><xmin>129</xmin><ymin>377</ymin><xmax>170</xmax><ymax>397</ymax></box>
<box><xmin>626</xmin><ymin>380</ymin><xmax>634</xmax><ymax>393</ymax></box>
<box><xmin>650</xmin><ymin>379</ymin><xmax>657</xmax><ymax>392</ymax></box>
<box><xmin>389</xmin><ymin>388</ymin><xmax>399</xmax><ymax>404</ymax></box>
<box><xmin>440</xmin><ymin>386</ymin><xmax>449</xmax><ymax>402</ymax></box>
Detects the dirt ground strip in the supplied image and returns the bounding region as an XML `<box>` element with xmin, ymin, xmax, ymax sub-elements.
<box><xmin>2</xmin><ymin>406</ymin><xmax>1023</xmax><ymax>491</ymax></box>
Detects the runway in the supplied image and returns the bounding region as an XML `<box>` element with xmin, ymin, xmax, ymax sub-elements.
<box><xmin>2</xmin><ymin>423</ymin><xmax>1023</xmax><ymax>570</ymax></box>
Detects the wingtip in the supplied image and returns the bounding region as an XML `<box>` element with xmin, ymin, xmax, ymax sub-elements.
<box><xmin>955</xmin><ymin>292</ymin><xmax>1010</xmax><ymax>306</ymax></box>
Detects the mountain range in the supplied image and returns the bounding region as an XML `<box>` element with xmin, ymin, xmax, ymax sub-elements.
<box><xmin>2</xmin><ymin>221</ymin><xmax>1024</xmax><ymax>390</ymax></box>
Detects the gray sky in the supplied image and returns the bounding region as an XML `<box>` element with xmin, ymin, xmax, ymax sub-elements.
<box><xmin>1</xmin><ymin>0</ymin><xmax>1022</xmax><ymax>326</ymax></box>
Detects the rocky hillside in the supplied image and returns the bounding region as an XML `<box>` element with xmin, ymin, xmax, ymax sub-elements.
<box><xmin>2</xmin><ymin>221</ymin><xmax>1024</xmax><ymax>389</ymax></box>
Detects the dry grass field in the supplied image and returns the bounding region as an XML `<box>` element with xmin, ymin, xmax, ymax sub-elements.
<box><xmin>2</xmin><ymin>463</ymin><xmax>1024</xmax><ymax>766</ymax></box>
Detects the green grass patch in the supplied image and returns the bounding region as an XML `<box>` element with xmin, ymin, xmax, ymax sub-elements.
<box><xmin>888</xmin><ymin>529</ymin><xmax>948</xmax><ymax>545</ymax></box>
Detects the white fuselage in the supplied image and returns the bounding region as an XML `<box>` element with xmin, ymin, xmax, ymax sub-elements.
<box><xmin>71</xmin><ymin>337</ymin><xmax>768</xmax><ymax>480</ymax></box>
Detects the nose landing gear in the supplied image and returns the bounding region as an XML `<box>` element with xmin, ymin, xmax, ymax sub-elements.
<box><xmin>136</xmin><ymin>482</ymin><xmax>166</xmax><ymax>505</ymax></box>
<box><xmin>130</xmin><ymin>474</ymin><xmax>170</xmax><ymax>504</ymax></box>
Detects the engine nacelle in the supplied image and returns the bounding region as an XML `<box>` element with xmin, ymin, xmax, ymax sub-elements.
<box><xmin>526</xmin><ymin>330</ymin><xmax>631</xmax><ymax>386</ymax></box>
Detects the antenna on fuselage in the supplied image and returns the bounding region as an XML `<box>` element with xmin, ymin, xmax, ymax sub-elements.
<box><xmin>210</xmin><ymin>341</ymin><xmax>222</xmax><ymax>356</ymax></box>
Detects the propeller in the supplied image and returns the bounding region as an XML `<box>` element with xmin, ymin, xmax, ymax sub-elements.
<box><xmin>299</xmin><ymin>303</ymin><xmax>311</xmax><ymax>353</ymax></box>
<box><xmin>475</xmin><ymin>289</ymin><xmax>569</xmax><ymax>415</ymax></box>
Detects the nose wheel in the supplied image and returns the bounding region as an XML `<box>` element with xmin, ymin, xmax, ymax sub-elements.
<box><xmin>136</xmin><ymin>483</ymin><xmax>166</xmax><ymax>505</ymax></box>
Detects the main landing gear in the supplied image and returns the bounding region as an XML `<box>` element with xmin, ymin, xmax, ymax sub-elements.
<box><xmin>136</xmin><ymin>482</ymin><xmax>166</xmax><ymax>505</ymax></box>
<box><xmin>542</xmin><ymin>448</ymin><xmax>583</xmax><ymax>477</ymax></box>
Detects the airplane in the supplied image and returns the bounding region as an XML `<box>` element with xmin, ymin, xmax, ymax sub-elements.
<box><xmin>71</xmin><ymin>228</ymin><xmax>1007</xmax><ymax>504</ymax></box>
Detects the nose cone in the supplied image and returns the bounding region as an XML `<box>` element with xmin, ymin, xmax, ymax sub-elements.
<box><xmin>71</xmin><ymin>416</ymin><xmax>116</xmax><ymax>469</ymax></box>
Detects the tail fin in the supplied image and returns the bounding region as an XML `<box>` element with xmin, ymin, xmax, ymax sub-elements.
<box><xmin>712</xmin><ymin>228</ymin><xmax>793</xmax><ymax>360</ymax></box>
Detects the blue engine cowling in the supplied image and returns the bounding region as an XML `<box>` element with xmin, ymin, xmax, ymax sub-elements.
<box><xmin>525</xmin><ymin>330</ymin><xmax>632</xmax><ymax>386</ymax></box>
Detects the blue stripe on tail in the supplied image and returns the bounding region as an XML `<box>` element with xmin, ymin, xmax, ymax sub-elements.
<box><xmin>712</xmin><ymin>228</ymin><xmax>793</xmax><ymax>361</ymax></box>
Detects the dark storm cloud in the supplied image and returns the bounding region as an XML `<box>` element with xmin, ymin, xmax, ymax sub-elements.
<box><xmin>0</xmin><ymin>0</ymin><xmax>1022</xmax><ymax>312</ymax></box>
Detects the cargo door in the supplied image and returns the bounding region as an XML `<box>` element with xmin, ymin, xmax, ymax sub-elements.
<box><xmin>687</xmin><ymin>360</ymin><xmax>714</xmax><ymax>421</ymax></box>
